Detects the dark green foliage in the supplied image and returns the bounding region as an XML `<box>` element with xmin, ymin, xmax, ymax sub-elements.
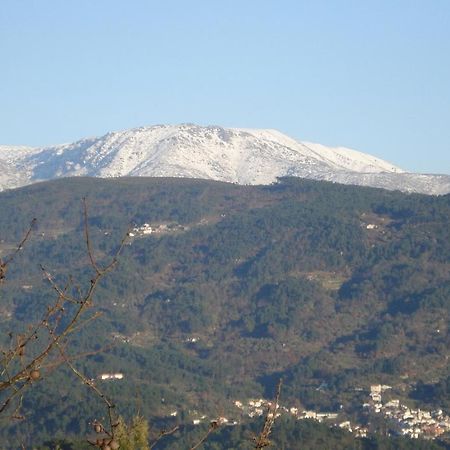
<box><xmin>412</xmin><ymin>376</ymin><xmax>450</xmax><ymax>411</ymax></box>
<box><xmin>1</xmin><ymin>177</ymin><xmax>450</xmax><ymax>446</ymax></box>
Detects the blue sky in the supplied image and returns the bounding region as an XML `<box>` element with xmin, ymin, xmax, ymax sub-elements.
<box><xmin>1</xmin><ymin>0</ymin><xmax>449</xmax><ymax>174</ymax></box>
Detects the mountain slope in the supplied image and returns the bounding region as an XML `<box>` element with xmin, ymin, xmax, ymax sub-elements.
<box><xmin>1</xmin><ymin>124</ymin><xmax>449</xmax><ymax>194</ymax></box>
<box><xmin>1</xmin><ymin>177</ymin><xmax>450</xmax><ymax>445</ymax></box>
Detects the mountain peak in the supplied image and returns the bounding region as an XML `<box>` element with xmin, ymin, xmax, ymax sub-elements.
<box><xmin>0</xmin><ymin>124</ymin><xmax>449</xmax><ymax>194</ymax></box>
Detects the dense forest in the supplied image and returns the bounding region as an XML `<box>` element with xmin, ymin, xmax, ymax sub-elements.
<box><xmin>0</xmin><ymin>176</ymin><xmax>449</xmax><ymax>447</ymax></box>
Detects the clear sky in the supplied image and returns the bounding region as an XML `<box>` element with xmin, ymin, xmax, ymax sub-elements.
<box><xmin>1</xmin><ymin>0</ymin><xmax>449</xmax><ymax>174</ymax></box>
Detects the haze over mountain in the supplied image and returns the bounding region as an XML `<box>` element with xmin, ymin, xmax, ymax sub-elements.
<box><xmin>1</xmin><ymin>124</ymin><xmax>449</xmax><ymax>194</ymax></box>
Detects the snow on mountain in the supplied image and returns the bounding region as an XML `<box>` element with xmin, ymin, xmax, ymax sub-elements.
<box><xmin>0</xmin><ymin>124</ymin><xmax>449</xmax><ymax>194</ymax></box>
<box><xmin>0</xmin><ymin>144</ymin><xmax>37</xmax><ymax>162</ymax></box>
<box><xmin>237</xmin><ymin>129</ymin><xmax>403</xmax><ymax>174</ymax></box>
<box><xmin>0</xmin><ymin>145</ymin><xmax>36</xmax><ymax>190</ymax></box>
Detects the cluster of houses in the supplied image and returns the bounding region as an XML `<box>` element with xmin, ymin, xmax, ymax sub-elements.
<box><xmin>337</xmin><ymin>420</ymin><xmax>369</xmax><ymax>438</ymax></box>
<box><xmin>366</xmin><ymin>384</ymin><xmax>450</xmax><ymax>439</ymax></box>
<box><xmin>128</xmin><ymin>216</ymin><xmax>216</xmax><ymax>239</ymax></box>
<box><xmin>231</xmin><ymin>398</ymin><xmax>368</xmax><ymax>434</ymax></box>
<box><xmin>128</xmin><ymin>222</ymin><xmax>186</xmax><ymax>238</ymax></box>
<box><xmin>233</xmin><ymin>398</ymin><xmax>340</xmax><ymax>422</ymax></box>
<box><xmin>183</xmin><ymin>386</ymin><xmax>449</xmax><ymax>442</ymax></box>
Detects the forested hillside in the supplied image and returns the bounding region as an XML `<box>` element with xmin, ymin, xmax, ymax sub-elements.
<box><xmin>0</xmin><ymin>177</ymin><xmax>449</xmax><ymax>447</ymax></box>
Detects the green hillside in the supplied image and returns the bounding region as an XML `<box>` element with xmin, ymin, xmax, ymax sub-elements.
<box><xmin>0</xmin><ymin>177</ymin><xmax>449</xmax><ymax>447</ymax></box>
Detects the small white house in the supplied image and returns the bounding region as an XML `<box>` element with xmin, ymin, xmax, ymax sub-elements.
<box><xmin>99</xmin><ymin>373</ymin><xmax>124</xmax><ymax>380</ymax></box>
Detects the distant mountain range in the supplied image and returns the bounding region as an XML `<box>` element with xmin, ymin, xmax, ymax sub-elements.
<box><xmin>1</xmin><ymin>124</ymin><xmax>449</xmax><ymax>194</ymax></box>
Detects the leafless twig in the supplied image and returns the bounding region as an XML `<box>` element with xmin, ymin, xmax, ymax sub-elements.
<box><xmin>0</xmin><ymin>219</ymin><xmax>36</xmax><ymax>284</ymax></box>
<box><xmin>149</xmin><ymin>425</ymin><xmax>180</xmax><ymax>449</ymax></box>
<box><xmin>253</xmin><ymin>379</ymin><xmax>282</xmax><ymax>449</ymax></box>
<box><xmin>189</xmin><ymin>420</ymin><xmax>220</xmax><ymax>450</ymax></box>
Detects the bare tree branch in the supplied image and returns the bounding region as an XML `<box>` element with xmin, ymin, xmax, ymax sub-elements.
<box><xmin>253</xmin><ymin>379</ymin><xmax>282</xmax><ymax>449</ymax></box>
<box><xmin>0</xmin><ymin>219</ymin><xmax>36</xmax><ymax>284</ymax></box>
<box><xmin>189</xmin><ymin>421</ymin><xmax>220</xmax><ymax>450</ymax></box>
<box><xmin>0</xmin><ymin>200</ymin><xmax>128</xmax><ymax>426</ymax></box>
<box><xmin>149</xmin><ymin>425</ymin><xmax>180</xmax><ymax>449</ymax></box>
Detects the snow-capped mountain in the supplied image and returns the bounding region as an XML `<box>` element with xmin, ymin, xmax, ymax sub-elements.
<box><xmin>1</xmin><ymin>124</ymin><xmax>449</xmax><ymax>194</ymax></box>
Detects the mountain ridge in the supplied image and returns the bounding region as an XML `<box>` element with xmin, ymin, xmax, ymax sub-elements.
<box><xmin>1</xmin><ymin>124</ymin><xmax>449</xmax><ymax>194</ymax></box>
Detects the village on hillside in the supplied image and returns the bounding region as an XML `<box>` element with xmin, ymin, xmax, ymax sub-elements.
<box><xmin>97</xmin><ymin>372</ymin><xmax>450</xmax><ymax>441</ymax></box>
